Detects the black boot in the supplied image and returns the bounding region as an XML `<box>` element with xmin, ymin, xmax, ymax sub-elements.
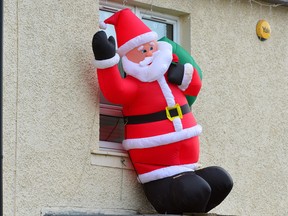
<box><xmin>143</xmin><ymin>172</ymin><xmax>212</xmax><ymax>214</ymax></box>
<box><xmin>170</xmin><ymin>172</ymin><xmax>212</xmax><ymax>213</ymax></box>
<box><xmin>195</xmin><ymin>166</ymin><xmax>233</xmax><ymax>212</ymax></box>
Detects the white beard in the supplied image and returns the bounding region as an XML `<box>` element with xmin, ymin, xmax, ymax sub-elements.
<box><xmin>122</xmin><ymin>41</ymin><xmax>173</xmax><ymax>82</ymax></box>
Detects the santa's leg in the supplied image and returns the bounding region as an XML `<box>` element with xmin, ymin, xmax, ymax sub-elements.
<box><xmin>195</xmin><ymin>166</ymin><xmax>233</xmax><ymax>212</ymax></box>
<box><xmin>169</xmin><ymin>171</ymin><xmax>211</xmax><ymax>213</ymax></box>
<box><xmin>143</xmin><ymin>171</ymin><xmax>212</xmax><ymax>214</ymax></box>
<box><xmin>143</xmin><ymin>175</ymin><xmax>174</xmax><ymax>214</ymax></box>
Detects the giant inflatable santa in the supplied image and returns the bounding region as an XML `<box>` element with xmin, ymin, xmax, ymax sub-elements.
<box><xmin>92</xmin><ymin>8</ymin><xmax>233</xmax><ymax>214</ymax></box>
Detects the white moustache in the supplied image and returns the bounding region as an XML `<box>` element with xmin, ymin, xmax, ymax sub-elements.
<box><xmin>139</xmin><ymin>50</ymin><xmax>160</xmax><ymax>67</ymax></box>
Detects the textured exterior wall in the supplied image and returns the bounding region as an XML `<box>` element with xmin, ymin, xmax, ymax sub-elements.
<box><xmin>3</xmin><ymin>0</ymin><xmax>151</xmax><ymax>215</ymax></box>
<box><xmin>3</xmin><ymin>0</ymin><xmax>288</xmax><ymax>216</ymax></box>
<box><xmin>189</xmin><ymin>1</ymin><xmax>288</xmax><ymax>215</ymax></box>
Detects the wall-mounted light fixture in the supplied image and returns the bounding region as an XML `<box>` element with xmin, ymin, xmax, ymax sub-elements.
<box><xmin>256</xmin><ymin>20</ymin><xmax>271</xmax><ymax>41</ymax></box>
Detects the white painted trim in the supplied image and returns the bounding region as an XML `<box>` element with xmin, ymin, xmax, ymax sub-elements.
<box><xmin>137</xmin><ymin>8</ymin><xmax>180</xmax><ymax>43</ymax></box>
<box><xmin>90</xmin><ymin>149</ymin><xmax>133</xmax><ymax>170</ymax></box>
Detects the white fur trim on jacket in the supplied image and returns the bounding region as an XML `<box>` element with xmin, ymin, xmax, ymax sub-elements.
<box><xmin>138</xmin><ymin>163</ymin><xmax>200</xmax><ymax>183</ymax></box>
<box><xmin>117</xmin><ymin>31</ymin><xmax>158</xmax><ymax>57</ymax></box>
<box><xmin>179</xmin><ymin>63</ymin><xmax>194</xmax><ymax>91</ymax></box>
<box><xmin>93</xmin><ymin>53</ymin><xmax>120</xmax><ymax>69</ymax></box>
<box><xmin>123</xmin><ymin>124</ymin><xmax>202</xmax><ymax>151</ymax></box>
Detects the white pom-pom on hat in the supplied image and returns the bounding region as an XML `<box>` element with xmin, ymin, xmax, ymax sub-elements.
<box><xmin>99</xmin><ymin>21</ymin><xmax>107</xmax><ymax>30</ymax></box>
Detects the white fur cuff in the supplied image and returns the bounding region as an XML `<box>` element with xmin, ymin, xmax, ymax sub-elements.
<box><xmin>93</xmin><ymin>54</ymin><xmax>120</xmax><ymax>69</ymax></box>
<box><xmin>138</xmin><ymin>163</ymin><xmax>200</xmax><ymax>183</ymax></box>
<box><xmin>179</xmin><ymin>63</ymin><xmax>194</xmax><ymax>91</ymax></box>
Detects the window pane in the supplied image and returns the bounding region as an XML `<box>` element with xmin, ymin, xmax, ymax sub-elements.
<box><xmin>100</xmin><ymin>115</ymin><xmax>125</xmax><ymax>143</ymax></box>
<box><xmin>99</xmin><ymin>10</ymin><xmax>118</xmax><ymax>47</ymax></box>
<box><xmin>99</xmin><ymin>9</ymin><xmax>125</xmax><ymax>146</ymax></box>
<box><xmin>142</xmin><ymin>18</ymin><xmax>174</xmax><ymax>40</ymax></box>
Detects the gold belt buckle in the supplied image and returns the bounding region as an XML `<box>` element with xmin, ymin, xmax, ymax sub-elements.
<box><xmin>165</xmin><ymin>103</ymin><xmax>183</xmax><ymax>121</ymax></box>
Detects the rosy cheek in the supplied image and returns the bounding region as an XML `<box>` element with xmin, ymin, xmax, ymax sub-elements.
<box><xmin>126</xmin><ymin>51</ymin><xmax>146</xmax><ymax>63</ymax></box>
<box><xmin>136</xmin><ymin>53</ymin><xmax>146</xmax><ymax>61</ymax></box>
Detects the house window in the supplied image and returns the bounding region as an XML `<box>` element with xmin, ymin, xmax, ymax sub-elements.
<box><xmin>97</xmin><ymin>3</ymin><xmax>179</xmax><ymax>155</ymax></box>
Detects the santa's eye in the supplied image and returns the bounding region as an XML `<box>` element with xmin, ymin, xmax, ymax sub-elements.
<box><xmin>150</xmin><ymin>46</ymin><xmax>154</xmax><ymax>51</ymax></box>
<box><xmin>141</xmin><ymin>49</ymin><xmax>147</xmax><ymax>54</ymax></box>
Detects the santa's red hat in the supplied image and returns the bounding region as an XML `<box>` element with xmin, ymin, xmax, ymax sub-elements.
<box><xmin>100</xmin><ymin>8</ymin><xmax>158</xmax><ymax>57</ymax></box>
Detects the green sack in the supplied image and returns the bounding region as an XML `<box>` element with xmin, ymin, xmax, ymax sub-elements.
<box><xmin>159</xmin><ymin>37</ymin><xmax>203</xmax><ymax>106</ymax></box>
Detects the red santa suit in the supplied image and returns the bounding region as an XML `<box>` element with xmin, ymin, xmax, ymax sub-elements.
<box><xmin>93</xmin><ymin>10</ymin><xmax>233</xmax><ymax>214</ymax></box>
<box><xmin>97</xmin><ymin>55</ymin><xmax>202</xmax><ymax>183</ymax></box>
<box><xmin>95</xmin><ymin>8</ymin><xmax>202</xmax><ymax>183</ymax></box>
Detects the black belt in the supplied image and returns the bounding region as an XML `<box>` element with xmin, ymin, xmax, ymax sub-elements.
<box><xmin>124</xmin><ymin>104</ymin><xmax>190</xmax><ymax>125</ymax></box>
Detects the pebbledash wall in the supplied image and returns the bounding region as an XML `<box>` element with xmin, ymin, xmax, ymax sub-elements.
<box><xmin>3</xmin><ymin>0</ymin><xmax>288</xmax><ymax>216</ymax></box>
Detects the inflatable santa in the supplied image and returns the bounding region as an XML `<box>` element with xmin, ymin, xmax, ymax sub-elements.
<box><xmin>92</xmin><ymin>8</ymin><xmax>233</xmax><ymax>214</ymax></box>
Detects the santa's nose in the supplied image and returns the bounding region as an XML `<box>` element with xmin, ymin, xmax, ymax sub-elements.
<box><xmin>146</xmin><ymin>50</ymin><xmax>153</xmax><ymax>57</ymax></box>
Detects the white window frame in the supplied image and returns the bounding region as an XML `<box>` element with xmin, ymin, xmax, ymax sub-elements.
<box><xmin>91</xmin><ymin>1</ymin><xmax>181</xmax><ymax>168</ymax></box>
<box><xmin>137</xmin><ymin>8</ymin><xmax>179</xmax><ymax>43</ymax></box>
<box><xmin>98</xmin><ymin>103</ymin><xmax>126</xmax><ymax>153</ymax></box>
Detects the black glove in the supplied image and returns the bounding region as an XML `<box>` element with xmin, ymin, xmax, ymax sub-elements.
<box><xmin>167</xmin><ymin>62</ymin><xmax>184</xmax><ymax>85</ymax></box>
<box><xmin>92</xmin><ymin>31</ymin><xmax>116</xmax><ymax>60</ymax></box>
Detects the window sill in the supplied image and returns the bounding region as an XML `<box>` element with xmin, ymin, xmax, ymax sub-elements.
<box><xmin>90</xmin><ymin>149</ymin><xmax>134</xmax><ymax>170</ymax></box>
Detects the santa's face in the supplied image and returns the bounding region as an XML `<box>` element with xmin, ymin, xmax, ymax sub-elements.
<box><xmin>122</xmin><ymin>41</ymin><xmax>173</xmax><ymax>82</ymax></box>
<box><xmin>126</xmin><ymin>40</ymin><xmax>158</xmax><ymax>63</ymax></box>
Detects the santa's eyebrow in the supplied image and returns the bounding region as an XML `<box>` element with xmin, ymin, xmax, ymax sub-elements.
<box><xmin>150</xmin><ymin>42</ymin><xmax>155</xmax><ymax>46</ymax></box>
<box><xmin>137</xmin><ymin>45</ymin><xmax>144</xmax><ymax>51</ymax></box>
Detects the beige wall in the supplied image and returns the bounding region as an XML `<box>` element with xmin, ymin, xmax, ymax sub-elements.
<box><xmin>3</xmin><ymin>0</ymin><xmax>288</xmax><ymax>216</ymax></box>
